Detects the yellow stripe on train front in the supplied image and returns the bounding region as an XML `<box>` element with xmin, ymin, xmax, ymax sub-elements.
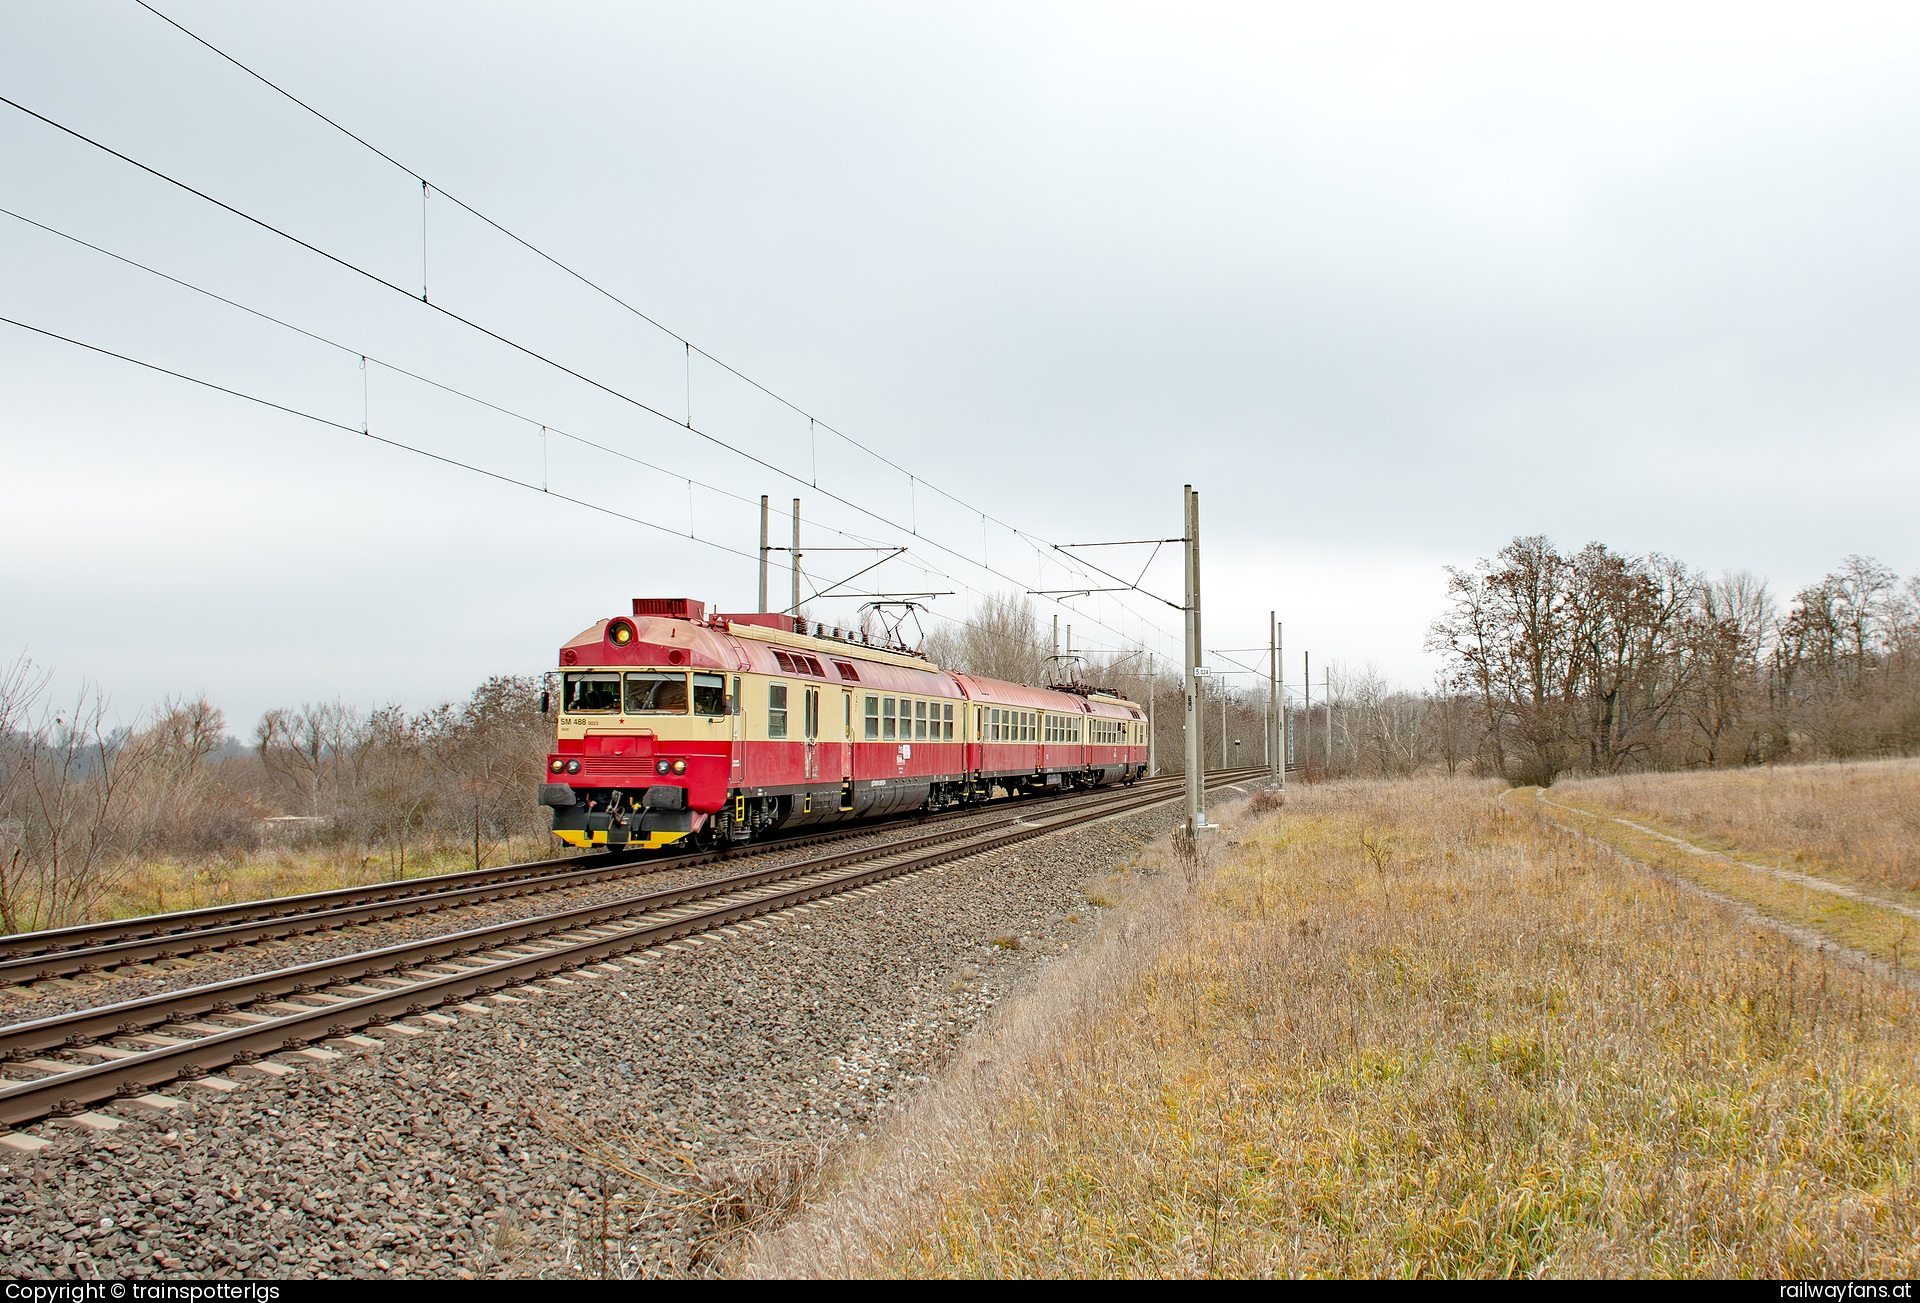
<box><xmin>553</xmin><ymin>828</ymin><xmax>692</xmax><ymax>851</ymax></box>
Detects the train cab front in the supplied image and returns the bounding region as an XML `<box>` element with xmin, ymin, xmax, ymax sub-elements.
<box><xmin>538</xmin><ymin>604</ymin><xmax>733</xmax><ymax>852</ymax></box>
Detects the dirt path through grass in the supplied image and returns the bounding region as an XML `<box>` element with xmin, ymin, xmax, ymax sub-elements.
<box><xmin>1525</xmin><ymin>786</ymin><xmax>1920</xmax><ymax>971</ymax></box>
<box><xmin>1539</xmin><ymin>791</ymin><xmax>1920</xmax><ymax>920</ymax></box>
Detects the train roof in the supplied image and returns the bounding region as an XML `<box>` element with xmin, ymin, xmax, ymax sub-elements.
<box><xmin>560</xmin><ymin>599</ymin><xmax>1143</xmax><ymax>715</ymax></box>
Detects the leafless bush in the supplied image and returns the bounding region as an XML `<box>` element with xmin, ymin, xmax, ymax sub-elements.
<box><xmin>532</xmin><ymin>1106</ymin><xmax>830</xmax><ymax>1278</ymax></box>
<box><xmin>250</xmin><ymin>675</ymin><xmax>554</xmax><ymax>875</ymax></box>
<box><xmin>0</xmin><ymin>658</ymin><xmax>238</xmax><ymax>931</ymax></box>
<box><xmin>0</xmin><ymin>659</ymin><xmax>557</xmax><ymax>932</ymax></box>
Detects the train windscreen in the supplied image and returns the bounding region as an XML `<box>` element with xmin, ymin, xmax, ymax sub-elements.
<box><xmin>624</xmin><ymin>671</ymin><xmax>689</xmax><ymax>713</ymax></box>
<box><xmin>563</xmin><ymin>672</ymin><xmax>621</xmax><ymax>712</ymax></box>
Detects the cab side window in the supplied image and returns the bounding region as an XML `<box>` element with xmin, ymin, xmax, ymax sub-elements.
<box><xmin>693</xmin><ymin>673</ymin><xmax>726</xmax><ymax>717</ymax></box>
<box><xmin>564</xmin><ymin>672</ymin><xmax>621</xmax><ymax>712</ymax></box>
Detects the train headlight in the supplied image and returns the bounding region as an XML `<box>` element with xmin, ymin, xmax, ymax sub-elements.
<box><xmin>565</xmin><ymin>759</ymin><xmax>581</xmax><ymax>774</ymax></box>
<box><xmin>671</xmin><ymin>758</ymin><xmax>687</xmax><ymax>775</ymax></box>
<box><xmin>549</xmin><ymin>758</ymin><xmax>565</xmax><ymax>773</ymax></box>
<box><xmin>608</xmin><ymin>619</ymin><xmax>635</xmax><ymax>647</ymax></box>
<box><xmin>655</xmin><ymin>759</ymin><xmax>671</xmax><ymax>776</ymax></box>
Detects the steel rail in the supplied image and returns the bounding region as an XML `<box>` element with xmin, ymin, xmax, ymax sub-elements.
<box><xmin>0</xmin><ymin>773</ymin><xmax>1208</xmax><ymax>985</ymax></box>
<box><xmin>0</xmin><ymin>773</ymin><xmax>1237</xmax><ymax>1057</ymax></box>
<box><xmin>0</xmin><ymin>771</ymin><xmax>1260</xmax><ymax>1128</ymax></box>
<box><xmin>0</xmin><ymin>770</ymin><xmax>1240</xmax><ymax>979</ymax></box>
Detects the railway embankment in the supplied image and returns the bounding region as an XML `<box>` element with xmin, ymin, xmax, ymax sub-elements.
<box><xmin>744</xmin><ymin>775</ymin><xmax>1920</xmax><ymax>1278</ymax></box>
<box><xmin>0</xmin><ymin>796</ymin><xmax>1191</xmax><ymax>1278</ymax></box>
<box><xmin>0</xmin><ymin>797</ymin><xmax>1101</xmax><ymax>1026</ymax></box>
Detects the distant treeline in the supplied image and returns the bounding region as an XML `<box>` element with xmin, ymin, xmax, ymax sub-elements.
<box><xmin>926</xmin><ymin>544</ymin><xmax>1920</xmax><ymax>790</ymax></box>
<box><xmin>1426</xmin><ymin>538</ymin><xmax>1920</xmax><ymax>785</ymax></box>
<box><xmin>0</xmin><ymin>665</ymin><xmax>552</xmax><ymax>933</ymax></box>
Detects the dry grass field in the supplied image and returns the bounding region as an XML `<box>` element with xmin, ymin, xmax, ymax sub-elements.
<box><xmin>97</xmin><ymin>840</ymin><xmax>554</xmax><ymax>924</ymax></box>
<box><xmin>1548</xmin><ymin>761</ymin><xmax>1920</xmax><ymax>967</ymax></box>
<box><xmin>743</xmin><ymin>775</ymin><xmax>1920</xmax><ymax>1278</ymax></box>
<box><xmin>1556</xmin><ymin>760</ymin><xmax>1920</xmax><ymax>897</ymax></box>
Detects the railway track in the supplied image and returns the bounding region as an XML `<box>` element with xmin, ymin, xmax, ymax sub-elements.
<box><xmin>0</xmin><ymin>769</ymin><xmax>1264</xmax><ymax>1131</ymax></box>
<box><xmin>0</xmin><ymin>770</ymin><xmax>1257</xmax><ymax>987</ymax></box>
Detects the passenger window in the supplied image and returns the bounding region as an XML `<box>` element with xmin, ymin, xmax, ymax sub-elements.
<box><xmin>944</xmin><ymin>703</ymin><xmax>954</xmax><ymax>739</ymax></box>
<box><xmin>624</xmin><ymin>671</ymin><xmax>688</xmax><ymax>714</ymax></box>
<box><xmin>563</xmin><ymin>671</ymin><xmax>621</xmax><ymax>712</ymax></box>
<box><xmin>883</xmin><ymin>698</ymin><xmax>897</xmax><ymax>741</ymax></box>
<box><xmin>865</xmin><ymin>695</ymin><xmax>880</xmax><ymax>740</ymax></box>
<box><xmin>692</xmin><ymin>673</ymin><xmax>726</xmax><ymax>717</ymax></box>
<box><xmin>915</xmin><ymin>700</ymin><xmax>928</xmax><ymax>740</ymax></box>
<box><xmin>768</xmin><ymin>683</ymin><xmax>788</xmax><ymax>738</ymax></box>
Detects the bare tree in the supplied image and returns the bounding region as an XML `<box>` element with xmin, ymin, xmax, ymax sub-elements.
<box><xmin>922</xmin><ymin>592</ymin><xmax>1049</xmax><ymax>685</ymax></box>
<box><xmin>1332</xmin><ymin>661</ymin><xmax>1430</xmax><ymax>777</ymax></box>
<box><xmin>1426</xmin><ymin>536</ymin><xmax>1579</xmax><ymax>785</ymax></box>
<box><xmin>1681</xmin><ymin>571</ymin><xmax>1775</xmax><ymax>766</ymax></box>
<box><xmin>255</xmin><ymin>701</ymin><xmax>368</xmax><ymax>818</ymax></box>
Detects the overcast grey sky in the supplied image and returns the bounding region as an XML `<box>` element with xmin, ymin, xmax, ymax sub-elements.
<box><xmin>3</xmin><ymin>1</ymin><xmax>1917</xmax><ymax>730</ymax></box>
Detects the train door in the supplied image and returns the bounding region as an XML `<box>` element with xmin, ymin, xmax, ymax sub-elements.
<box><xmin>729</xmin><ymin>675</ymin><xmax>743</xmax><ymax>783</ymax></box>
<box><xmin>839</xmin><ymin>690</ymin><xmax>854</xmax><ymax>810</ymax></box>
<box><xmin>803</xmin><ymin>687</ymin><xmax>820</xmax><ymax>780</ymax></box>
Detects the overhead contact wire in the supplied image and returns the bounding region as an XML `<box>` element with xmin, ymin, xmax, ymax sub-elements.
<box><xmin>0</xmin><ymin>204</ymin><xmax>888</xmax><ymax>552</ymax></box>
<box><xmin>121</xmin><ymin>4</ymin><xmax>1184</xmax><ymax>646</ymax></box>
<box><xmin>2</xmin><ymin>89</ymin><xmax>1159</xmax><ymax>648</ymax></box>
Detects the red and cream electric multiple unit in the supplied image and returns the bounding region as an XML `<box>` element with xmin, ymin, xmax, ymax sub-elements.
<box><xmin>540</xmin><ymin>598</ymin><xmax>1149</xmax><ymax>850</ymax></box>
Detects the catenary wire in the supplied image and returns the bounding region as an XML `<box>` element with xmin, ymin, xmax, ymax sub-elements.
<box><xmin>0</xmin><ymin>203</ymin><xmax>1131</xmax><ymax>644</ymax></box>
<box><xmin>0</xmin><ymin>91</ymin><xmax>1170</xmax><ymax>656</ymax></box>
<box><xmin>114</xmin><ymin>3</ymin><xmax>1188</xmax><ymax>645</ymax></box>
<box><xmin>0</xmin><ymin>204</ymin><xmax>901</xmax><ymax>558</ymax></box>
<box><xmin>129</xmin><ymin>0</ymin><xmax>1146</xmax><ymax>589</ymax></box>
<box><xmin>0</xmin><ymin>310</ymin><xmax>1038</xmax><ymax>650</ymax></box>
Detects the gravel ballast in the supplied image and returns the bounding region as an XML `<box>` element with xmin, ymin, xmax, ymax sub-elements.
<box><xmin>0</xmin><ymin>796</ymin><xmax>1201</xmax><ymax>1279</ymax></box>
<box><xmin>0</xmin><ymin>795</ymin><xmax>1117</xmax><ymax>1027</ymax></box>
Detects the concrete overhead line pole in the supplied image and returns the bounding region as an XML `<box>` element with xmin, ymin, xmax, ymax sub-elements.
<box><xmin>1303</xmin><ymin>649</ymin><xmax>1312</xmax><ymax>774</ymax></box>
<box><xmin>1270</xmin><ymin>613</ymin><xmax>1284</xmax><ymax>791</ymax></box>
<box><xmin>790</xmin><ymin>498</ymin><xmax>802</xmax><ymax>622</ymax></box>
<box><xmin>758</xmin><ymin>495</ymin><xmax>771</xmax><ymax>613</ymax></box>
<box><xmin>1182</xmin><ymin>484</ymin><xmax>1211</xmax><ymax>840</ymax></box>
<box><xmin>1146</xmin><ymin>651</ymin><xmax>1156</xmax><ymax>775</ymax></box>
